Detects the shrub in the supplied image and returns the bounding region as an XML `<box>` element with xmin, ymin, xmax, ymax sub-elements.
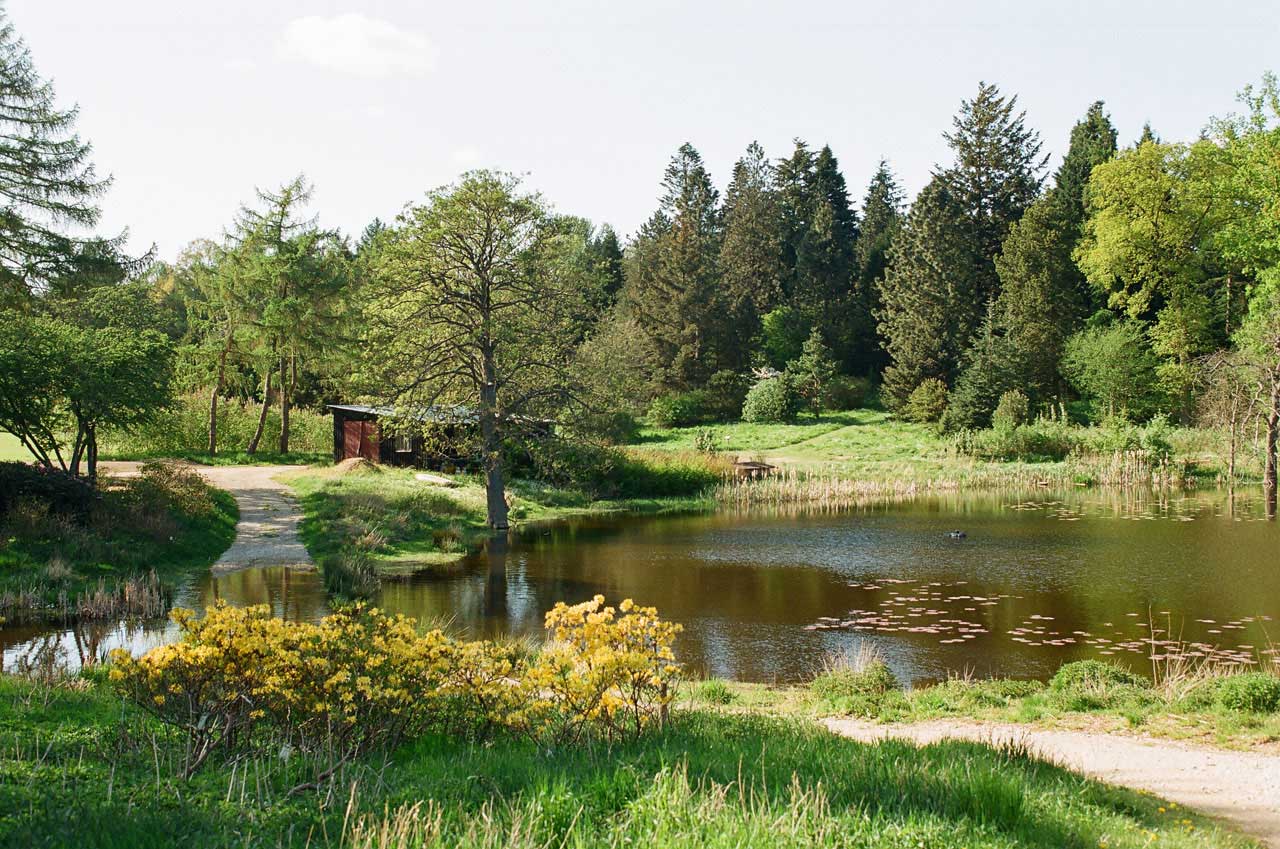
<box><xmin>992</xmin><ymin>389</ymin><xmax>1030</xmax><ymax>431</ymax></box>
<box><xmin>111</xmin><ymin>596</ymin><xmax>684</xmax><ymax>775</ymax></box>
<box><xmin>826</xmin><ymin>375</ymin><xmax>870</xmax><ymax>411</ymax></box>
<box><xmin>692</xmin><ymin>678</ymin><xmax>735</xmax><ymax>705</ymax></box>
<box><xmin>531</xmin><ymin>441</ymin><xmax>728</xmax><ymax>499</ymax></box>
<box><xmin>647</xmin><ymin>392</ymin><xmax>709</xmax><ymax>429</ymax></box>
<box><xmin>0</xmin><ymin>461</ymin><xmax>97</xmax><ymax>522</ymax></box>
<box><xmin>525</xmin><ymin>595</ymin><xmax>683</xmax><ymax>743</ymax></box>
<box><xmin>1215</xmin><ymin>673</ymin><xmax>1280</xmax><ymax>713</ymax></box>
<box><xmin>704</xmin><ymin>370</ymin><xmax>749</xmax><ymax>422</ymax></box>
<box><xmin>741</xmin><ymin>376</ymin><xmax>799</xmax><ymax>424</ymax></box>
<box><xmin>810</xmin><ymin>646</ymin><xmax>900</xmax><ymax>716</ymax></box>
<box><xmin>581</xmin><ymin>410</ymin><xmax>641</xmax><ymax>445</ymax></box>
<box><xmin>693</xmin><ymin>428</ymin><xmax>718</xmax><ymax>454</ymax></box>
<box><xmin>901</xmin><ymin>378</ymin><xmax>948</xmax><ymax>424</ymax></box>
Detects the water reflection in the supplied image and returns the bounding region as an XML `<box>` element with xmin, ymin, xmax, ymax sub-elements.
<box><xmin>4</xmin><ymin>487</ymin><xmax>1278</xmax><ymax>684</ymax></box>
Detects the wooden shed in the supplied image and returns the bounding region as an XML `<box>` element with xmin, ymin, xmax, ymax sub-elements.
<box><xmin>328</xmin><ymin>404</ymin><xmax>471</xmax><ymax>469</ymax></box>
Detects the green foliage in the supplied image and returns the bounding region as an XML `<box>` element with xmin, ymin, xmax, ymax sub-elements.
<box><xmin>1214</xmin><ymin>673</ymin><xmax>1280</xmax><ymax>713</ymax></box>
<box><xmin>789</xmin><ymin>327</ymin><xmax>839</xmax><ymax>416</ymax></box>
<box><xmin>825</xmin><ymin>375</ymin><xmax>870</xmax><ymax>411</ymax></box>
<box><xmin>0</xmin><ymin>461</ymin><xmax>96</xmax><ymax>522</ymax></box>
<box><xmin>741</xmin><ymin>376</ymin><xmax>799</xmax><ymax>424</ymax></box>
<box><xmin>692</xmin><ymin>428</ymin><xmax>718</xmax><ymax>454</ymax></box>
<box><xmin>647</xmin><ymin>392</ymin><xmax>709</xmax><ymax>429</ymax></box>
<box><xmin>691</xmin><ymin>678</ymin><xmax>735</xmax><ymax>705</ymax></box>
<box><xmin>1061</xmin><ymin>319</ymin><xmax>1162</xmax><ymax>421</ymax></box>
<box><xmin>0</xmin><ymin>461</ymin><xmax>236</xmax><ymax>621</ymax></box>
<box><xmin>759</xmin><ymin>305</ymin><xmax>807</xmax><ymax>368</ymax></box>
<box><xmin>100</xmin><ymin>392</ymin><xmax>331</xmax><ymax>459</ymax></box>
<box><xmin>703</xmin><ymin>370</ymin><xmax>749</xmax><ymax>422</ymax></box>
<box><xmin>811</xmin><ymin>659</ymin><xmax>901</xmax><ymax>717</ymax></box>
<box><xmin>1051</xmin><ymin>661</ymin><xmax>1144</xmax><ymax>693</ymax></box>
<box><xmin>992</xmin><ymin>389</ymin><xmax>1031</xmax><ymax>431</ymax></box>
<box><xmin>901</xmin><ymin>378</ymin><xmax>948</xmax><ymax>424</ymax></box>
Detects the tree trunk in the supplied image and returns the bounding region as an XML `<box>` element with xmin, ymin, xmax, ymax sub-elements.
<box><xmin>278</xmin><ymin>353</ymin><xmax>291</xmax><ymax>455</ymax></box>
<box><xmin>1265</xmin><ymin>380</ymin><xmax>1279</xmax><ymax>520</ymax></box>
<box><xmin>479</xmin><ymin>349</ymin><xmax>509</xmax><ymax>530</ymax></box>
<box><xmin>248</xmin><ymin>366</ymin><xmax>272</xmax><ymax>455</ymax></box>
<box><xmin>86</xmin><ymin>424</ymin><xmax>98</xmax><ymax>485</ymax></box>
<box><xmin>208</xmin><ymin>336</ymin><xmax>232</xmax><ymax>456</ymax></box>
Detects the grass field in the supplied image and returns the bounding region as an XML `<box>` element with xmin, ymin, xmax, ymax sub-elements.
<box><xmin>0</xmin><ymin>432</ymin><xmax>33</xmax><ymax>462</ymax></box>
<box><xmin>0</xmin><ymin>672</ymin><xmax>1256</xmax><ymax>849</ymax></box>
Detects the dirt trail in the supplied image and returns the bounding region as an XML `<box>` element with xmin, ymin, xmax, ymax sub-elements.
<box><xmin>826</xmin><ymin>717</ymin><xmax>1280</xmax><ymax>846</ymax></box>
<box><xmin>100</xmin><ymin>462</ymin><xmax>313</xmax><ymax>573</ymax></box>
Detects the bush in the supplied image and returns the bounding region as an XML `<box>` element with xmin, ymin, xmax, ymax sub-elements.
<box><xmin>530</xmin><ymin>441</ymin><xmax>729</xmax><ymax>499</ymax></box>
<box><xmin>826</xmin><ymin>375</ymin><xmax>870</xmax><ymax>411</ymax></box>
<box><xmin>99</xmin><ymin>392</ymin><xmax>333</xmax><ymax>457</ymax></box>
<box><xmin>692</xmin><ymin>678</ymin><xmax>735</xmax><ymax>705</ymax></box>
<box><xmin>693</xmin><ymin>428</ymin><xmax>718</xmax><ymax>454</ymax></box>
<box><xmin>811</xmin><ymin>649</ymin><xmax>900</xmax><ymax>717</ymax></box>
<box><xmin>901</xmin><ymin>378</ymin><xmax>948</xmax><ymax>424</ymax></box>
<box><xmin>578</xmin><ymin>410</ymin><xmax>641</xmax><ymax>445</ymax></box>
<box><xmin>992</xmin><ymin>389</ymin><xmax>1030</xmax><ymax>431</ymax></box>
<box><xmin>741</xmin><ymin>377</ymin><xmax>799</xmax><ymax>424</ymax></box>
<box><xmin>1215</xmin><ymin>673</ymin><xmax>1280</xmax><ymax>713</ymax></box>
<box><xmin>111</xmin><ymin>596</ymin><xmax>684</xmax><ymax>774</ymax></box>
<box><xmin>704</xmin><ymin>370</ymin><xmax>749</xmax><ymax>422</ymax></box>
<box><xmin>0</xmin><ymin>461</ymin><xmax>97</xmax><ymax>522</ymax></box>
<box><xmin>647</xmin><ymin>392</ymin><xmax>709</xmax><ymax>429</ymax></box>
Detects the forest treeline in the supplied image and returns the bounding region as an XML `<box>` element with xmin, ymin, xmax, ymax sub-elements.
<box><xmin>1</xmin><ymin>1</ymin><xmax>1279</xmax><ymax>516</ymax></box>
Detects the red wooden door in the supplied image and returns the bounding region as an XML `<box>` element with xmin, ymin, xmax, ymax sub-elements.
<box><xmin>343</xmin><ymin>420</ymin><xmax>361</xmax><ymax>458</ymax></box>
<box><xmin>359</xmin><ymin>421</ymin><xmax>379</xmax><ymax>460</ymax></box>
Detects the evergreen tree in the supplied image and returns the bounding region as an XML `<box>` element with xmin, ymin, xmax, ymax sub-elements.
<box><xmin>585</xmin><ymin>224</ymin><xmax>625</xmax><ymax>304</ymax></box>
<box><xmin>0</xmin><ymin>12</ymin><xmax>122</xmax><ymax>306</ymax></box>
<box><xmin>943</xmin><ymin>306</ymin><xmax>1018</xmax><ymax>430</ymax></box>
<box><xmin>854</xmin><ymin>160</ymin><xmax>904</xmax><ymax>372</ymax></box>
<box><xmin>622</xmin><ymin>143</ymin><xmax>726</xmax><ymax>389</ymax></box>
<box><xmin>720</xmin><ymin>142</ymin><xmax>783</xmax><ymax>319</ymax></box>
<box><xmin>939</xmin><ymin>82</ymin><xmax>1047</xmax><ymax>305</ymax></box>
<box><xmin>795</xmin><ymin>145</ymin><xmax>861</xmax><ymax>367</ymax></box>
<box><xmin>774</xmin><ymin>140</ymin><xmax>816</xmax><ymax>302</ymax></box>
<box><xmin>790</xmin><ymin>326</ymin><xmax>839</xmax><ymax>417</ymax></box>
<box><xmin>877</xmin><ymin>177</ymin><xmax>982</xmax><ymax>408</ymax></box>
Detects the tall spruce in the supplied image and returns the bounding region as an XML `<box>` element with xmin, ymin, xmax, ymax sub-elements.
<box><xmin>622</xmin><ymin>143</ymin><xmax>726</xmax><ymax>388</ymax></box>
<box><xmin>720</xmin><ymin>142</ymin><xmax>784</xmax><ymax>317</ymax></box>
<box><xmin>854</xmin><ymin>160</ymin><xmax>904</xmax><ymax>372</ymax></box>
<box><xmin>0</xmin><ymin>12</ymin><xmax>121</xmax><ymax>306</ymax></box>
<box><xmin>877</xmin><ymin>177</ymin><xmax>981</xmax><ymax>408</ymax></box>
<box><xmin>774</xmin><ymin>140</ymin><xmax>816</xmax><ymax>302</ymax></box>
<box><xmin>795</xmin><ymin>145</ymin><xmax>861</xmax><ymax>368</ymax></box>
<box><xmin>939</xmin><ymin>82</ymin><xmax>1047</xmax><ymax>306</ymax></box>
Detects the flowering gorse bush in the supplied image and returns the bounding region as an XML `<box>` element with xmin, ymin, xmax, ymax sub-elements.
<box><xmin>110</xmin><ymin>596</ymin><xmax>681</xmax><ymax>777</ymax></box>
<box><xmin>523</xmin><ymin>595</ymin><xmax>682</xmax><ymax>743</ymax></box>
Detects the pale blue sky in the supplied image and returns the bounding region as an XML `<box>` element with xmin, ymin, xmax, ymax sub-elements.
<box><xmin>11</xmin><ymin>1</ymin><xmax>1280</xmax><ymax>259</ymax></box>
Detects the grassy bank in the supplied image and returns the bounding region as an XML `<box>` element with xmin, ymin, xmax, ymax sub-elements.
<box><xmin>632</xmin><ymin>411</ymin><xmax>1249</xmax><ymax>503</ymax></box>
<box><xmin>0</xmin><ymin>671</ymin><xmax>1256</xmax><ymax>849</ymax></box>
<box><xmin>694</xmin><ymin>657</ymin><xmax>1280</xmax><ymax>752</ymax></box>
<box><xmin>0</xmin><ymin>463</ymin><xmax>237</xmax><ymax>623</ymax></box>
<box><xmin>288</xmin><ymin>464</ymin><xmax>712</xmax><ymax>594</ymax></box>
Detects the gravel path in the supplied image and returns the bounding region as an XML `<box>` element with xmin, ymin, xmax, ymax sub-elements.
<box><xmin>99</xmin><ymin>462</ymin><xmax>314</xmax><ymax>573</ymax></box>
<box><xmin>826</xmin><ymin>718</ymin><xmax>1280</xmax><ymax>846</ymax></box>
<box><xmin>200</xmin><ymin>465</ymin><xmax>313</xmax><ymax>573</ymax></box>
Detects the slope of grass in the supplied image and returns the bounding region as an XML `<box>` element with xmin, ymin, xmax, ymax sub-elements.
<box><xmin>0</xmin><ymin>466</ymin><xmax>238</xmax><ymax>622</ymax></box>
<box><xmin>0</xmin><ymin>673</ymin><xmax>1255</xmax><ymax>849</ymax></box>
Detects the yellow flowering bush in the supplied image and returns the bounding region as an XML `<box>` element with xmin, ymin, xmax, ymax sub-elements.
<box><xmin>111</xmin><ymin>595</ymin><xmax>682</xmax><ymax>775</ymax></box>
<box><xmin>523</xmin><ymin>595</ymin><xmax>683</xmax><ymax>743</ymax></box>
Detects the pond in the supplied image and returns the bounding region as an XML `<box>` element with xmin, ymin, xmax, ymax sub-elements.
<box><xmin>3</xmin><ymin>487</ymin><xmax>1278</xmax><ymax>685</ymax></box>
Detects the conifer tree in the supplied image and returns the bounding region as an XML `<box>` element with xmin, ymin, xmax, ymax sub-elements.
<box><xmin>877</xmin><ymin>178</ymin><xmax>981</xmax><ymax>408</ymax></box>
<box><xmin>791</xmin><ymin>326</ymin><xmax>839</xmax><ymax>417</ymax></box>
<box><xmin>622</xmin><ymin>144</ymin><xmax>726</xmax><ymax>388</ymax></box>
<box><xmin>0</xmin><ymin>12</ymin><xmax>122</xmax><ymax>306</ymax></box>
<box><xmin>854</xmin><ymin>160</ymin><xmax>904</xmax><ymax>372</ymax></box>
<box><xmin>774</xmin><ymin>140</ymin><xmax>816</xmax><ymax>302</ymax></box>
<box><xmin>720</xmin><ymin>142</ymin><xmax>783</xmax><ymax>316</ymax></box>
<box><xmin>795</xmin><ymin>145</ymin><xmax>861</xmax><ymax>366</ymax></box>
<box><xmin>939</xmin><ymin>82</ymin><xmax>1047</xmax><ymax>305</ymax></box>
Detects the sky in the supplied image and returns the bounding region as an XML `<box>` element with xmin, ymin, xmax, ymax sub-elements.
<box><xmin>10</xmin><ymin>0</ymin><xmax>1280</xmax><ymax>260</ymax></box>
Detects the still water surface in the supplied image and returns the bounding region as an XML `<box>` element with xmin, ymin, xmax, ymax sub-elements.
<box><xmin>4</xmin><ymin>488</ymin><xmax>1278</xmax><ymax>684</ymax></box>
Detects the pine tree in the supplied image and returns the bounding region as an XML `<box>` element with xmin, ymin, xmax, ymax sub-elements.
<box><xmin>774</xmin><ymin>140</ymin><xmax>816</xmax><ymax>302</ymax></box>
<box><xmin>854</xmin><ymin>160</ymin><xmax>904</xmax><ymax>372</ymax></box>
<box><xmin>0</xmin><ymin>12</ymin><xmax>121</xmax><ymax>306</ymax></box>
<box><xmin>585</xmin><ymin>224</ymin><xmax>625</xmax><ymax>304</ymax></box>
<box><xmin>791</xmin><ymin>326</ymin><xmax>839</xmax><ymax>417</ymax></box>
<box><xmin>939</xmin><ymin>82</ymin><xmax>1047</xmax><ymax>305</ymax></box>
<box><xmin>877</xmin><ymin>177</ymin><xmax>982</xmax><ymax>409</ymax></box>
<box><xmin>795</xmin><ymin>145</ymin><xmax>861</xmax><ymax>366</ymax></box>
<box><xmin>622</xmin><ymin>143</ymin><xmax>726</xmax><ymax>389</ymax></box>
<box><xmin>720</xmin><ymin>142</ymin><xmax>783</xmax><ymax>316</ymax></box>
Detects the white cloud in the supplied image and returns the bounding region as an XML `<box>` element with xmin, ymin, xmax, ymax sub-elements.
<box><xmin>277</xmin><ymin>14</ymin><xmax>436</xmax><ymax>78</ymax></box>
